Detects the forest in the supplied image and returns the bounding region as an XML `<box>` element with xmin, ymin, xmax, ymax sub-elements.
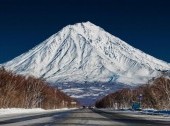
<box><xmin>95</xmin><ymin>77</ymin><xmax>170</xmax><ymax>110</ymax></box>
<box><xmin>0</xmin><ymin>67</ymin><xmax>78</xmax><ymax>109</ymax></box>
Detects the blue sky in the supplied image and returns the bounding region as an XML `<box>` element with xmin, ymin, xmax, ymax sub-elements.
<box><xmin>0</xmin><ymin>0</ymin><xmax>170</xmax><ymax>63</ymax></box>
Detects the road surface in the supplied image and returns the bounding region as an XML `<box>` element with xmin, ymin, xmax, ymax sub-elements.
<box><xmin>0</xmin><ymin>108</ymin><xmax>169</xmax><ymax>126</ymax></box>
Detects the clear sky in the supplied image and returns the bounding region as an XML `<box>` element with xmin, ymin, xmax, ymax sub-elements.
<box><xmin>0</xmin><ymin>0</ymin><xmax>170</xmax><ymax>63</ymax></box>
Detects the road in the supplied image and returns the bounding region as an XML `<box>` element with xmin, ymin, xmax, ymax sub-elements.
<box><xmin>0</xmin><ymin>108</ymin><xmax>169</xmax><ymax>126</ymax></box>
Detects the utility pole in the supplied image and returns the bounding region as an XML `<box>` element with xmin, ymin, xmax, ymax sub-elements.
<box><xmin>139</xmin><ymin>94</ymin><xmax>143</xmax><ymax>109</ymax></box>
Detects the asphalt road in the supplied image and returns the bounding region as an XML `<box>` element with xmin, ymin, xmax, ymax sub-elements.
<box><xmin>0</xmin><ymin>108</ymin><xmax>169</xmax><ymax>126</ymax></box>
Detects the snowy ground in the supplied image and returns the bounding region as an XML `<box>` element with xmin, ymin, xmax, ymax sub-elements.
<box><xmin>0</xmin><ymin>108</ymin><xmax>76</xmax><ymax>116</ymax></box>
<box><xmin>98</xmin><ymin>108</ymin><xmax>170</xmax><ymax>122</ymax></box>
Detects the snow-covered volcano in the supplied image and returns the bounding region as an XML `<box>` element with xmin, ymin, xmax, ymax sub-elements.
<box><xmin>2</xmin><ymin>22</ymin><xmax>170</xmax><ymax>104</ymax></box>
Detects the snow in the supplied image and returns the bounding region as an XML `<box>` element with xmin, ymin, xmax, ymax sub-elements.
<box><xmin>125</xmin><ymin>112</ymin><xmax>170</xmax><ymax>121</ymax></box>
<box><xmin>133</xmin><ymin>111</ymin><xmax>170</xmax><ymax>121</ymax></box>
<box><xmin>98</xmin><ymin>108</ymin><xmax>170</xmax><ymax>122</ymax></box>
<box><xmin>0</xmin><ymin>108</ymin><xmax>75</xmax><ymax>116</ymax></box>
<box><xmin>1</xmin><ymin>21</ymin><xmax>170</xmax><ymax>104</ymax></box>
<box><xmin>142</xmin><ymin>109</ymin><xmax>170</xmax><ymax>116</ymax></box>
<box><xmin>0</xmin><ymin>108</ymin><xmax>45</xmax><ymax>115</ymax></box>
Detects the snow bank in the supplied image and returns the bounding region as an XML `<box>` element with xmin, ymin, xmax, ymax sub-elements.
<box><xmin>97</xmin><ymin>108</ymin><xmax>170</xmax><ymax>121</ymax></box>
<box><xmin>0</xmin><ymin>108</ymin><xmax>75</xmax><ymax>115</ymax></box>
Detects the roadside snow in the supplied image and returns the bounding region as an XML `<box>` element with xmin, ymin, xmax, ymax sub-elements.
<box><xmin>127</xmin><ymin>112</ymin><xmax>170</xmax><ymax>121</ymax></box>
<box><xmin>0</xmin><ymin>108</ymin><xmax>77</xmax><ymax>126</ymax></box>
<box><xmin>97</xmin><ymin>108</ymin><xmax>170</xmax><ymax>121</ymax></box>
<box><xmin>0</xmin><ymin>108</ymin><xmax>75</xmax><ymax>116</ymax></box>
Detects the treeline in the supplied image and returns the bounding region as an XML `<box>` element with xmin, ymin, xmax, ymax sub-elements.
<box><xmin>95</xmin><ymin>77</ymin><xmax>170</xmax><ymax>110</ymax></box>
<box><xmin>0</xmin><ymin>67</ymin><xmax>78</xmax><ymax>109</ymax></box>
